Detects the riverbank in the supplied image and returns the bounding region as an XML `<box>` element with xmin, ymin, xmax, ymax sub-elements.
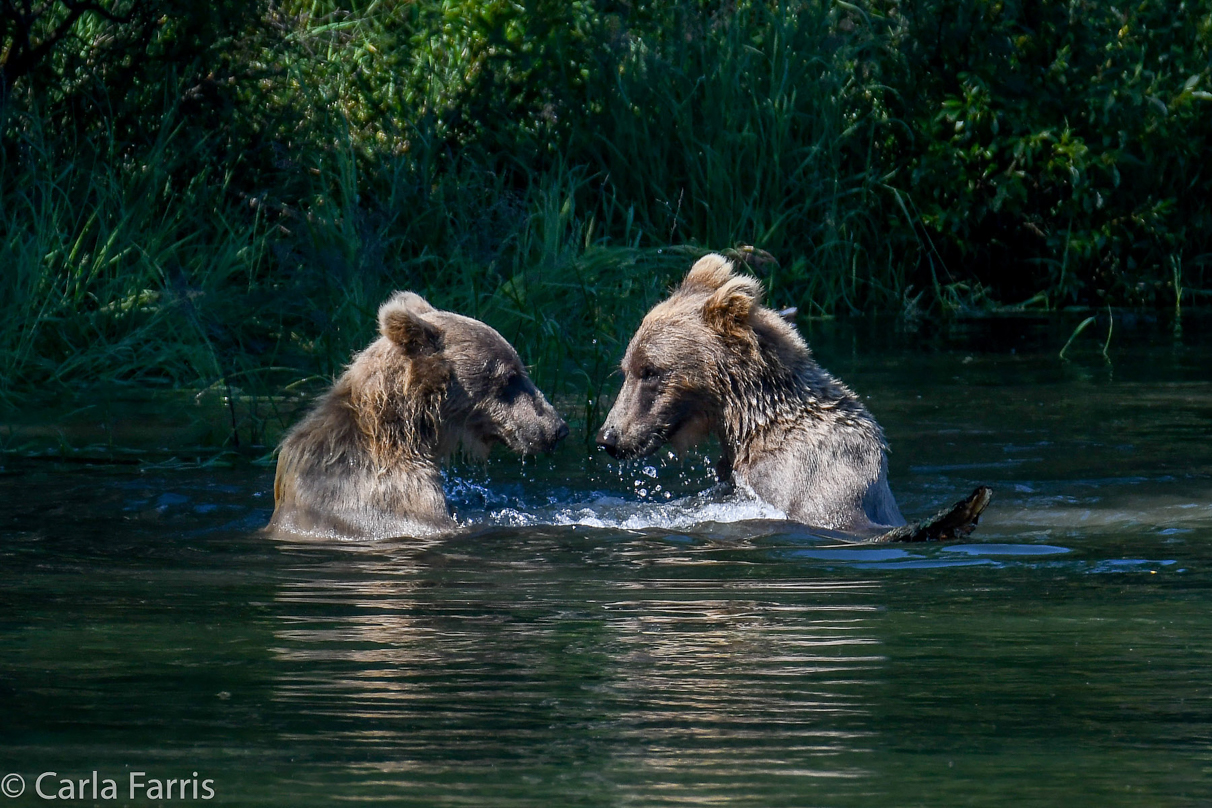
<box><xmin>2</xmin><ymin>0</ymin><xmax>1209</xmax><ymax>407</ymax></box>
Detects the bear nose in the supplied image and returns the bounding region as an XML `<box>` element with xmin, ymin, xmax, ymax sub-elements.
<box><xmin>597</xmin><ymin>426</ymin><xmax>621</xmax><ymax>458</ymax></box>
<box><xmin>556</xmin><ymin>421</ymin><xmax>569</xmax><ymax>442</ymax></box>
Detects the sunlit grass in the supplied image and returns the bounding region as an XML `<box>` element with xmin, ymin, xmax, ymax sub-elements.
<box><xmin>1</xmin><ymin>0</ymin><xmax>1207</xmax><ymax>452</ymax></box>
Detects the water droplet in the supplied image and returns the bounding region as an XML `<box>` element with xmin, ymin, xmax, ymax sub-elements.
<box><xmin>642</xmin><ymin>465</ymin><xmax>658</xmax><ymax>478</ymax></box>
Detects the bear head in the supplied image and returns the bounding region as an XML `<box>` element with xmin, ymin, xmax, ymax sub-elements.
<box><xmin>596</xmin><ymin>254</ymin><xmax>804</xmax><ymax>460</ymax></box>
<box><xmin>376</xmin><ymin>291</ymin><xmax>568</xmax><ymax>460</ymax></box>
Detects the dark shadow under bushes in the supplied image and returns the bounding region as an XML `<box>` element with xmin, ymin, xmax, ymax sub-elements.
<box><xmin>878</xmin><ymin>0</ymin><xmax>1212</xmax><ymax>307</ymax></box>
<box><xmin>1</xmin><ymin>0</ymin><xmax>1210</xmax><ymax>446</ymax></box>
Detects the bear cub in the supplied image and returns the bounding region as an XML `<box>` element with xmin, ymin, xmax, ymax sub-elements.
<box><xmin>597</xmin><ymin>254</ymin><xmax>989</xmax><ymax>541</ymax></box>
<box><xmin>268</xmin><ymin>292</ymin><xmax>568</xmax><ymax>539</ymax></box>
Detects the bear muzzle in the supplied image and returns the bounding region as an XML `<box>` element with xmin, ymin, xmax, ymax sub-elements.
<box><xmin>513</xmin><ymin>414</ymin><xmax>569</xmax><ymax>455</ymax></box>
<box><xmin>596</xmin><ymin>424</ymin><xmax>665</xmax><ymax>460</ymax></box>
<box><xmin>596</xmin><ymin>426</ymin><xmax>622</xmax><ymax>458</ymax></box>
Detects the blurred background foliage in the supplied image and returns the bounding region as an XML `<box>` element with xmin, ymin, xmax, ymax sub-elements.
<box><xmin>2</xmin><ymin>0</ymin><xmax>1210</xmax><ymax>441</ymax></box>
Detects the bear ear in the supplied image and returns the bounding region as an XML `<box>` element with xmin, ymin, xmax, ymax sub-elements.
<box><xmin>680</xmin><ymin>253</ymin><xmax>735</xmax><ymax>293</ymax></box>
<box><xmin>703</xmin><ymin>275</ymin><xmax>763</xmax><ymax>336</ymax></box>
<box><xmin>378</xmin><ymin>292</ymin><xmax>442</xmax><ymax>356</ymax></box>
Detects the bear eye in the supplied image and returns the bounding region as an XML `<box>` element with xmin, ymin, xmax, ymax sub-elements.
<box><xmin>498</xmin><ymin>370</ymin><xmax>524</xmax><ymax>400</ymax></box>
<box><xmin>639</xmin><ymin>366</ymin><xmax>661</xmax><ymax>382</ymax></box>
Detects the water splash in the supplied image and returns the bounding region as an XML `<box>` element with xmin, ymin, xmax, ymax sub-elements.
<box><xmin>490</xmin><ymin>487</ymin><xmax>787</xmax><ymax>531</ymax></box>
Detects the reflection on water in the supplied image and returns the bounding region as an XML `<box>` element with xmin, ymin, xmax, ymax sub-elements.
<box><xmin>3</xmin><ymin>317</ymin><xmax>1212</xmax><ymax>806</ymax></box>
<box><xmin>267</xmin><ymin>538</ymin><xmax>884</xmax><ymax>804</ymax></box>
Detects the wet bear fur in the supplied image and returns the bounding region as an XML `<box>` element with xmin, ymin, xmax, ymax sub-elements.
<box><xmin>597</xmin><ymin>254</ymin><xmax>989</xmax><ymax>540</ymax></box>
<box><xmin>268</xmin><ymin>292</ymin><xmax>568</xmax><ymax>540</ymax></box>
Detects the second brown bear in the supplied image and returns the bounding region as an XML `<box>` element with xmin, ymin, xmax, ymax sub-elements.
<box><xmin>597</xmin><ymin>254</ymin><xmax>989</xmax><ymax>541</ymax></box>
<box><xmin>268</xmin><ymin>291</ymin><xmax>568</xmax><ymax>540</ymax></box>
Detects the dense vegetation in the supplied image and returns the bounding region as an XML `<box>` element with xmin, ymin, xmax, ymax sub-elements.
<box><xmin>2</xmin><ymin>0</ymin><xmax>1210</xmax><ymax>439</ymax></box>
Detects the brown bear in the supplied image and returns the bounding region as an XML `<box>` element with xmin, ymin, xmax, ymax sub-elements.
<box><xmin>596</xmin><ymin>254</ymin><xmax>990</xmax><ymax>542</ymax></box>
<box><xmin>268</xmin><ymin>291</ymin><xmax>568</xmax><ymax>539</ymax></box>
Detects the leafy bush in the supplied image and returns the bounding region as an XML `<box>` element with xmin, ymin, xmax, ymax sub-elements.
<box><xmin>877</xmin><ymin>0</ymin><xmax>1212</xmax><ymax>306</ymax></box>
<box><xmin>2</xmin><ymin>0</ymin><xmax>1210</xmax><ymax>430</ymax></box>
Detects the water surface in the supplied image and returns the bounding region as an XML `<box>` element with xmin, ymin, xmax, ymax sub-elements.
<box><xmin>2</xmin><ymin>317</ymin><xmax>1211</xmax><ymax>806</ymax></box>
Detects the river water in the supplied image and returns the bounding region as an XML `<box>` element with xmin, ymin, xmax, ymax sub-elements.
<box><xmin>2</xmin><ymin>317</ymin><xmax>1210</xmax><ymax>806</ymax></box>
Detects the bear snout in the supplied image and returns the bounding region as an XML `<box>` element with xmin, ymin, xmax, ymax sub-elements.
<box><xmin>538</xmin><ymin>397</ymin><xmax>569</xmax><ymax>452</ymax></box>
<box><xmin>524</xmin><ymin>410</ymin><xmax>568</xmax><ymax>455</ymax></box>
<box><xmin>597</xmin><ymin>426</ymin><xmax>622</xmax><ymax>458</ymax></box>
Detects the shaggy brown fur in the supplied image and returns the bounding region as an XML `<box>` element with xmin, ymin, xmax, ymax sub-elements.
<box><xmin>268</xmin><ymin>292</ymin><xmax>568</xmax><ymax>539</ymax></box>
<box><xmin>597</xmin><ymin>254</ymin><xmax>990</xmax><ymax>541</ymax></box>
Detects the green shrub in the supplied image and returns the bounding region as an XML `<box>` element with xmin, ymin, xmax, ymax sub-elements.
<box><xmin>2</xmin><ymin>0</ymin><xmax>1210</xmax><ymax>432</ymax></box>
<box><xmin>876</xmin><ymin>0</ymin><xmax>1212</xmax><ymax>306</ymax></box>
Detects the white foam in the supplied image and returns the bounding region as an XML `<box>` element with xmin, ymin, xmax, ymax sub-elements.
<box><xmin>488</xmin><ymin>490</ymin><xmax>787</xmax><ymax>531</ymax></box>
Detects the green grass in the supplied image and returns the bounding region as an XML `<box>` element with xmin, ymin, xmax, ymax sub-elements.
<box><xmin>1</xmin><ymin>0</ymin><xmax>1209</xmax><ymax>456</ymax></box>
